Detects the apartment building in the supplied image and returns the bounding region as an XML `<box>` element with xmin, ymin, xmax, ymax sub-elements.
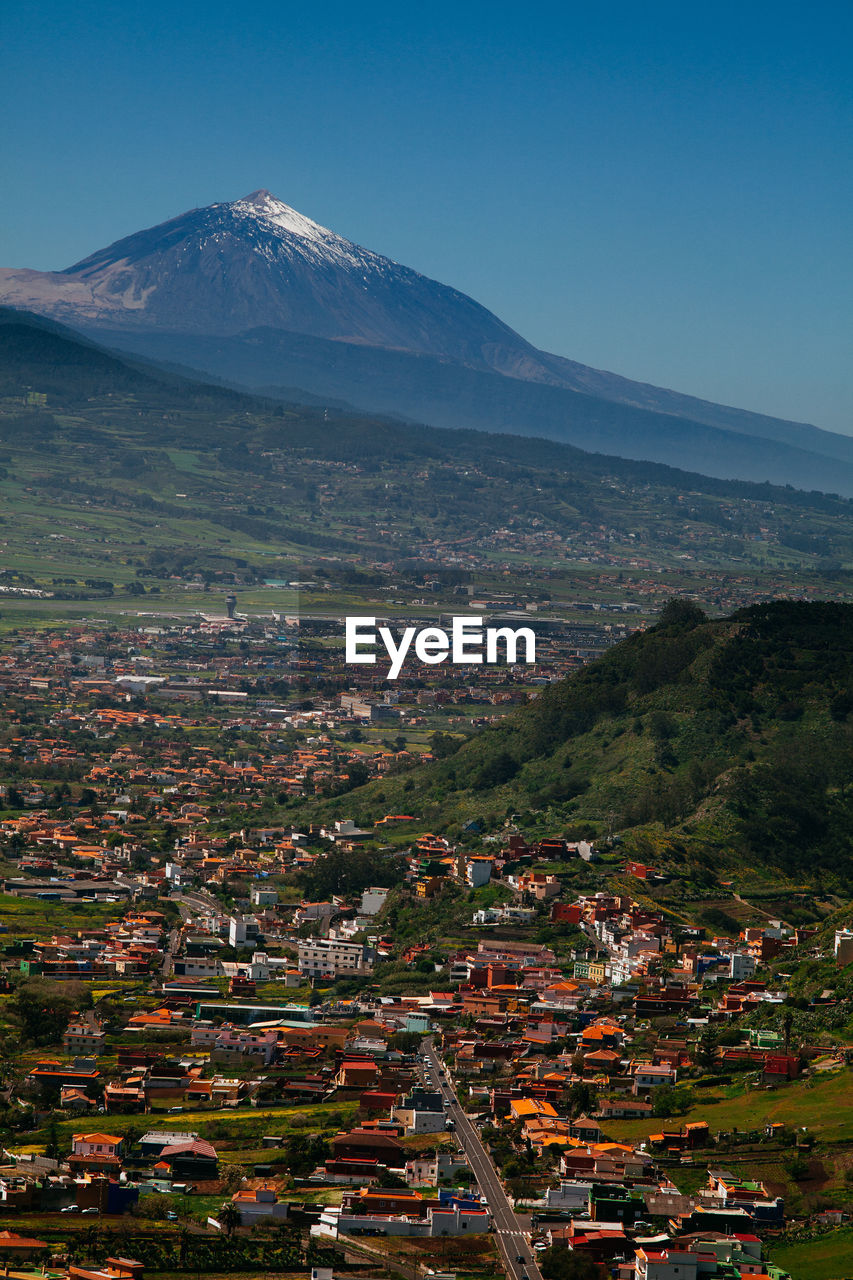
<box><xmin>297</xmin><ymin>938</ymin><xmax>374</xmax><ymax>979</ymax></box>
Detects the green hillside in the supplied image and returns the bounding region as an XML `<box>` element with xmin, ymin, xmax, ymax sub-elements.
<box><xmin>2</xmin><ymin>307</ymin><xmax>853</xmax><ymax>631</ymax></box>
<box><xmin>329</xmin><ymin>600</ymin><xmax>853</xmax><ymax>888</ymax></box>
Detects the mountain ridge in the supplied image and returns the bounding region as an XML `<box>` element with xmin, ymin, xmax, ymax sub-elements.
<box><xmin>85</xmin><ymin>321</ymin><xmax>853</xmax><ymax>496</ymax></box>
<box><xmin>2</xmin><ymin>190</ymin><xmax>851</xmax><ymax>494</ymax></box>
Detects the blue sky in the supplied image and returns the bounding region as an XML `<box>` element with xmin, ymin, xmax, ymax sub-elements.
<box><xmin>2</xmin><ymin>0</ymin><xmax>851</xmax><ymax>431</ymax></box>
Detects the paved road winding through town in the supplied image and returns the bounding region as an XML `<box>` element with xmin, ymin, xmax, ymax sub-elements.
<box><xmin>423</xmin><ymin>1040</ymin><xmax>544</xmax><ymax>1280</ymax></box>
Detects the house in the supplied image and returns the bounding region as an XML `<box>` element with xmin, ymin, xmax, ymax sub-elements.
<box><xmin>597</xmin><ymin>1099</ymin><xmax>653</xmax><ymax>1120</ymax></box>
<box><xmin>632</xmin><ymin>1064</ymin><xmax>677</xmax><ymax>1093</ymax></box>
<box><xmin>634</xmin><ymin>1247</ymin><xmax>700</xmax><ymax>1280</ymax></box>
<box><xmin>138</xmin><ymin>1130</ymin><xmax>199</xmax><ymax>1159</ymax></box>
<box><xmin>332</xmin><ymin>1129</ymin><xmax>405</xmax><ymax>1167</ymax></box>
<box><xmin>336</xmin><ymin>1054</ymin><xmax>381</xmax><ymax>1088</ymax></box>
<box><xmin>583</xmin><ymin>1049</ymin><xmax>623</xmax><ymax>1077</ymax></box>
<box><xmin>323</xmin><ymin>1202</ymin><xmax>489</xmax><ymax>1238</ymax></box>
<box><xmin>453</xmin><ymin>855</ymin><xmax>493</xmax><ymax>889</ymax></box>
<box><xmin>103</xmin><ymin>1080</ymin><xmax>146</xmax><ymax>1112</ymax></box>
<box><xmin>544</xmin><ymin>1181</ymin><xmax>593</xmax><ymax>1212</ymax></box>
<box><xmin>393</xmin><ymin>1089</ymin><xmax>446</xmax><ymax>1136</ymax></box>
<box><xmin>155</xmin><ymin>1139</ymin><xmax>218</xmax><ymax>1180</ymax></box>
<box><xmin>69</xmin><ymin>1261</ymin><xmax>144</xmax><ymax>1280</ymax></box>
<box><xmin>231</xmin><ymin>1185</ymin><xmax>290</xmax><ymax>1224</ymax></box>
<box><xmin>76</xmin><ymin>1177</ymin><xmax>140</xmax><ymax>1215</ymax></box>
<box><xmin>210</xmin><ymin>1026</ymin><xmax>279</xmax><ymax>1066</ymax></box>
<box><xmin>0</xmin><ymin>1230</ymin><xmax>49</xmax><ymax>1261</ymax></box>
<box><xmin>570</xmin><ymin>1114</ymin><xmax>603</xmax><ymax>1143</ymax></box>
<box><xmin>297</xmin><ymin>938</ymin><xmax>374</xmax><ymax>979</ymax></box>
<box><xmin>406</xmin><ymin>1150</ymin><xmax>470</xmax><ymax>1186</ymax></box>
<box><xmin>69</xmin><ymin>1132</ymin><xmax>124</xmax><ymax>1174</ymax></box>
<box><xmin>510</xmin><ymin>1098</ymin><xmax>558</xmax><ymax>1123</ymax></box>
<box><xmin>322</xmin><ymin>1157</ymin><xmax>385</xmax><ymax>1185</ymax></box>
<box><xmin>510</xmin><ymin>871</ymin><xmax>561</xmax><ymax>901</ymax></box>
<box><xmin>60</xmin><ymin>1086</ymin><xmax>97</xmax><ymax>1114</ymax></box>
<box><xmin>63</xmin><ymin>1015</ymin><xmax>107</xmax><ymax>1056</ymax></box>
<box><xmin>26</xmin><ymin>1060</ymin><xmax>101</xmax><ymax>1093</ymax></box>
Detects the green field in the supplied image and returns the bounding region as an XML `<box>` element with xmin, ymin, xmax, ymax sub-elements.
<box><xmin>0</xmin><ymin>897</ymin><xmax>122</xmax><ymax>939</ymax></box>
<box><xmin>770</xmin><ymin>1229</ymin><xmax>853</xmax><ymax>1280</ymax></box>
<box><xmin>604</xmin><ymin>1071</ymin><xmax>853</xmax><ymax>1146</ymax></box>
<box><xmin>25</xmin><ymin>1100</ymin><xmax>360</xmax><ymax>1150</ymax></box>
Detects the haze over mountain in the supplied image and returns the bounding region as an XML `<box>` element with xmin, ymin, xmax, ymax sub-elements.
<box><xmin>2</xmin><ymin>190</ymin><xmax>852</xmax><ymax>494</ymax></box>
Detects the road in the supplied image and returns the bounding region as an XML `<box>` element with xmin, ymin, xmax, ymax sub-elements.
<box><xmin>161</xmin><ymin>924</ymin><xmax>180</xmax><ymax>977</ymax></box>
<box><xmin>422</xmin><ymin>1040</ymin><xmax>543</xmax><ymax>1280</ymax></box>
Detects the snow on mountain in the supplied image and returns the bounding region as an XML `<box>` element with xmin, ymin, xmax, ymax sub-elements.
<box><xmin>1</xmin><ymin>189</ymin><xmax>847</xmax><ymax>491</ymax></box>
<box><xmin>0</xmin><ymin>189</ymin><xmax>552</xmax><ymax>379</ymax></box>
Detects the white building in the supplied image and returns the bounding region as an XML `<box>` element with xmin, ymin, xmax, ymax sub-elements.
<box><xmin>835</xmin><ymin>929</ymin><xmax>853</xmax><ymax>965</ymax></box>
<box><xmin>457</xmin><ymin>856</ymin><xmax>492</xmax><ymax>888</ymax></box>
<box><xmin>251</xmin><ymin>887</ymin><xmax>278</xmax><ymax>907</ymax></box>
<box><xmin>232</xmin><ymin>1186</ymin><xmax>290</xmax><ymax>1224</ymax></box>
<box><xmin>315</xmin><ymin>1204</ymin><xmax>489</xmax><ymax>1239</ymax></box>
<box><xmin>634</xmin><ymin>1247</ymin><xmax>698</xmax><ymax>1280</ymax></box>
<box><xmin>297</xmin><ymin>938</ymin><xmax>374</xmax><ymax>979</ymax></box>
<box><xmin>729</xmin><ymin>952</ymin><xmax>756</xmax><ymax>981</ymax></box>
<box><xmin>544</xmin><ymin>1181</ymin><xmax>592</xmax><ymax>1211</ymax></box>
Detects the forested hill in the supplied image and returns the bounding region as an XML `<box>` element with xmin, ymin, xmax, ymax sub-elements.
<box><xmin>337</xmin><ymin>601</ymin><xmax>853</xmax><ymax>885</ymax></box>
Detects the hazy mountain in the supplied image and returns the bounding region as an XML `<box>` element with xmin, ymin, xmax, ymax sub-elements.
<box><xmin>2</xmin><ymin>190</ymin><xmax>852</xmax><ymax>492</ymax></box>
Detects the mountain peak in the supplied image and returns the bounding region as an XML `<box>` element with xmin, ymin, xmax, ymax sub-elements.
<box><xmin>228</xmin><ymin>189</ymin><xmax>337</xmax><ymax>245</ymax></box>
<box><xmin>241</xmin><ymin>188</ymin><xmax>275</xmax><ymax>204</ymax></box>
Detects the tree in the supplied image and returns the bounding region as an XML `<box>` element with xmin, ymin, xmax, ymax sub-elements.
<box><xmin>10</xmin><ymin>979</ymin><xmax>90</xmax><ymax>1047</ymax></box>
<box><xmin>784</xmin><ymin>1153</ymin><xmax>810</xmax><ymax>1181</ymax></box>
<box><xmin>539</xmin><ymin>1245</ymin><xmax>607</xmax><ymax>1280</ymax></box>
<box><xmin>568</xmin><ymin>1081</ymin><xmax>596</xmax><ymax>1117</ymax></box>
<box><xmin>345</xmin><ymin>761</ymin><xmax>369</xmax><ymax>790</ymax></box>
<box><xmin>656</xmin><ymin>599</ymin><xmax>707</xmax><ymax>632</ymax></box>
<box><xmin>217</xmin><ymin>1202</ymin><xmax>242</xmax><ymax>1236</ymax></box>
<box><xmin>696</xmin><ymin>1025</ymin><xmax>718</xmax><ymax>1070</ymax></box>
<box><xmin>136</xmin><ymin>1194</ymin><xmax>172</xmax><ymax>1221</ymax></box>
<box><xmin>430</xmin><ymin>731</ymin><xmax>462</xmax><ymax>759</ymax></box>
<box><xmin>44</xmin><ymin>1118</ymin><xmax>63</xmax><ymax>1160</ymax></box>
<box><xmin>284</xmin><ymin>1132</ymin><xmax>329</xmax><ymax>1177</ymax></box>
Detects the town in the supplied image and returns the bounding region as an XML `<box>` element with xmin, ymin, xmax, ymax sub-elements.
<box><xmin>0</xmin><ymin>618</ymin><xmax>846</xmax><ymax>1280</ymax></box>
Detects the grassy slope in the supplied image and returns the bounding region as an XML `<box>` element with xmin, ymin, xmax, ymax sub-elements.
<box><xmin>770</xmin><ymin>1230</ymin><xmax>853</xmax><ymax>1280</ymax></box>
<box><xmin>603</xmin><ymin>1070</ymin><xmax>853</xmax><ymax>1146</ymax></box>
<box><xmin>325</xmin><ymin>601</ymin><xmax>853</xmax><ymax>886</ymax></box>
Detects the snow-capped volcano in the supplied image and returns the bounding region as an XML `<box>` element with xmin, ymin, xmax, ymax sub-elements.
<box><xmin>3</xmin><ymin>188</ymin><xmax>847</xmax><ymax>495</ymax></box>
<box><xmin>0</xmin><ymin>189</ymin><xmax>553</xmax><ymax>378</ymax></box>
<box><xmin>229</xmin><ymin>188</ymin><xmax>366</xmax><ymax>252</ymax></box>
